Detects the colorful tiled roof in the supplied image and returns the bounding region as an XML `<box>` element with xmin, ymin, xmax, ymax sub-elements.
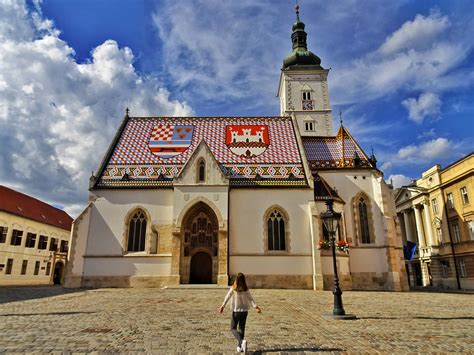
<box><xmin>95</xmin><ymin>116</ymin><xmax>307</xmax><ymax>187</ymax></box>
<box><xmin>302</xmin><ymin>126</ymin><xmax>375</xmax><ymax>170</ymax></box>
<box><xmin>0</xmin><ymin>185</ymin><xmax>73</xmax><ymax>231</ymax></box>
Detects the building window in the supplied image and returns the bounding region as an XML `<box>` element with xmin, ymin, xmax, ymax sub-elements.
<box><xmin>46</xmin><ymin>262</ymin><xmax>51</xmax><ymax>275</ymax></box>
<box><xmin>441</xmin><ymin>260</ymin><xmax>449</xmax><ymax>278</ymax></box>
<box><xmin>21</xmin><ymin>260</ymin><xmax>28</xmax><ymax>275</ymax></box>
<box><xmin>198</xmin><ymin>159</ymin><xmax>206</xmax><ymax>183</ymax></box>
<box><xmin>10</xmin><ymin>229</ymin><xmax>23</xmax><ymax>246</ymax></box>
<box><xmin>34</xmin><ymin>261</ymin><xmax>40</xmax><ymax>275</ymax></box>
<box><xmin>459</xmin><ymin>259</ymin><xmax>467</xmax><ymax>277</ymax></box>
<box><xmin>127</xmin><ymin>210</ymin><xmax>147</xmax><ymax>252</ymax></box>
<box><xmin>304</xmin><ymin>121</ymin><xmax>314</xmax><ymax>131</ymax></box>
<box><xmin>60</xmin><ymin>240</ymin><xmax>68</xmax><ymax>253</ymax></box>
<box><xmin>431</xmin><ymin>198</ymin><xmax>438</xmax><ymax>214</ymax></box>
<box><xmin>267</xmin><ymin>209</ymin><xmax>286</xmax><ymax>251</ymax></box>
<box><xmin>5</xmin><ymin>258</ymin><xmax>13</xmax><ymax>275</ymax></box>
<box><xmin>25</xmin><ymin>233</ymin><xmax>36</xmax><ymax>248</ymax></box>
<box><xmin>302</xmin><ymin>91</ymin><xmax>314</xmax><ymax>110</ymax></box>
<box><xmin>358</xmin><ymin>197</ymin><xmax>371</xmax><ymax>244</ymax></box>
<box><xmin>49</xmin><ymin>238</ymin><xmax>58</xmax><ymax>251</ymax></box>
<box><xmin>447</xmin><ymin>193</ymin><xmax>454</xmax><ymax>209</ymax></box>
<box><xmin>0</xmin><ymin>226</ymin><xmax>7</xmax><ymax>243</ymax></box>
<box><xmin>468</xmin><ymin>221</ymin><xmax>474</xmax><ymax>241</ymax></box>
<box><xmin>452</xmin><ymin>223</ymin><xmax>461</xmax><ymax>243</ymax></box>
<box><xmin>436</xmin><ymin>228</ymin><xmax>443</xmax><ymax>244</ymax></box>
<box><xmin>38</xmin><ymin>235</ymin><xmax>48</xmax><ymax>250</ymax></box>
<box><xmin>460</xmin><ymin>187</ymin><xmax>469</xmax><ymax>204</ymax></box>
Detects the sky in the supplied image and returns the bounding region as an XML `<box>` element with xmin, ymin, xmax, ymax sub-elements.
<box><xmin>0</xmin><ymin>0</ymin><xmax>473</xmax><ymax>217</ymax></box>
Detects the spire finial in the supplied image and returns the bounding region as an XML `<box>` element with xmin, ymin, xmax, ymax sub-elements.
<box><xmin>339</xmin><ymin>110</ymin><xmax>343</xmax><ymax>126</ymax></box>
<box><xmin>295</xmin><ymin>1</ymin><xmax>300</xmax><ymax>22</ymax></box>
<box><xmin>125</xmin><ymin>107</ymin><xmax>130</xmax><ymax>117</ymax></box>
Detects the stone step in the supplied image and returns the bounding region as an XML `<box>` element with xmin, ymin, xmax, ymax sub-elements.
<box><xmin>162</xmin><ymin>284</ymin><xmax>228</xmax><ymax>290</ymax></box>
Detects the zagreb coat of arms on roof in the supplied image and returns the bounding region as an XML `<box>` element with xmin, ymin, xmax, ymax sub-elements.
<box><xmin>225</xmin><ymin>125</ymin><xmax>269</xmax><ymax>158</ymax></box>
<box><xmin>149</xmin><ymin>125</ymin><xmax>194</xmax><ymax>158</ymax></box>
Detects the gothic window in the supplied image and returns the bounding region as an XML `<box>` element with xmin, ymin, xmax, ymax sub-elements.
<box><xmin>127</xmin><ymin>210</ymin><xmax>147</xmax><ymax>252</ymax></box>
<box><xmin>198</xmin><ymin>159</ymin><xmax>206</xmax><ymax>183</ymax></box>
<box><xmin>358</xmin><ymin>197</ymin><xmax>371</xmax><ymax>244</ymax></box>
<box><xmin>267</xmin><ymin>209</ymin><xmax>286</xmax><ymax>251</ymax></box>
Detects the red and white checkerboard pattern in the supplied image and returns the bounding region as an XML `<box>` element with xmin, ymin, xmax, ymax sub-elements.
<box><xmin>98</xmin><ymin>116</ymin><xmax>308</xmax><ymax>185</ymax></box>
<box><xmin>150</xmin><ymin>125</ymin><xmax>173</xmax><ymax>141</ymax></box>
<box><xmin>110</xmin><ymin>117</ymin><xmax>302</xmax><ymax>165</ymax></box>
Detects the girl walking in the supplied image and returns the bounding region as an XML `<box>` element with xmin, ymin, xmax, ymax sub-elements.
<box><xmin>219</xmin><ymin>273</ymin><xmax>262</xmax><ymax>353</ymax></box>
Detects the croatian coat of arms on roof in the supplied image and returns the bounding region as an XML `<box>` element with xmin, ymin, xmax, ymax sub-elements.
<box><xmin>225</xmin><ymin>125</ymin><xmax>269</xmax><ymax>158</ymax></box>
<box><xmin>148</xmin><ymin>125</ymin><xmax>194</xmax><ymax>158</ymax></box>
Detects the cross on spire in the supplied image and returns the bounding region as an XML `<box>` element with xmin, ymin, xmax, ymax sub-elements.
<box><xmin>339</xmin><ymin>110</ymin><xmax>343</xmax><ymax>126</ymax></box>
<box><xmin>295</xmin><ymin>0</ymin><xmax>300</xmax><ymax>22</ymax></box>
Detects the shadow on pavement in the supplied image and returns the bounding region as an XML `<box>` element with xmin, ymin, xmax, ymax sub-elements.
<box><xmin>359</xmin><ymin>316</ymin><xmax>474</xmax><ymax>320</ymax></box>
<box><xmin>0</xmin><ymin>286</ymin><xmax>84</xmax><ymax>305</ymax></box>
<box><xmin>252</xmin><ymin>347</ymin><xmax>343</xmax><ymax>353</ymax></box>
<box><xmin>0</xmin><ymin>311</ymin><xmax>95</xmax><ymax>316</ymax></box>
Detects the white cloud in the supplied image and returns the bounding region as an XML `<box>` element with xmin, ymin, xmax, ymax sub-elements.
<box><xmin>152</xmin><ymin>0</ymin><xmax>281</xmax><ymax>107</ymax></box>
<box><xmin>330</xmin><ymin>10</ymin><xmax>472</xmax><ymax>106</ymax></box>
<box><xmin>379</xmin><ymin>12</ymin><xmax>450</xmax><ymax>55</ymax></box>
<box><xmin>388</xmin><ymin>137</ymin><xmax>453</xmax><ymax>166</ymax></box>
<box><xmin>402</xmin><ymin>92</ymin><xmax>441</xmax><ymax>123</ymax></box>
<box><xmin>0</xmin><ymin>0</ymin><xmax>193</xmax><ymax>216</ymax></box>
<box><xmin>387</xmin><ymin>174</ymin><xmax>413</xmax><ymax>189</ymax></box>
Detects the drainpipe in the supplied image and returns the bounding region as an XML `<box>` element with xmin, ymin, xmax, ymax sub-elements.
<box><xmin>441</xmin><ymin>186</ymin><xmax>461</xmax><ymax>290</ymax></box>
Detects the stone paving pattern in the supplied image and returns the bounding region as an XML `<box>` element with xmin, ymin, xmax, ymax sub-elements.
<box><xmin>0</xmin><ymin>286</ymin><xmax>473</xmax><ymax>353</ymax></box>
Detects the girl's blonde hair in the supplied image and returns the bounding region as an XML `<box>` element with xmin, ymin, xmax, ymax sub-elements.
<box><xmin>232</xmin><ymin>273</ymin><xmax>248</xmax><ymax>292</ymax></box>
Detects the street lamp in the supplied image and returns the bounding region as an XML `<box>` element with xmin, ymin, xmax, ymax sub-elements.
<box><xmin>320</xmin><ymin>199</ymin><xmax>356</xmax><ymax>320</ymax></box>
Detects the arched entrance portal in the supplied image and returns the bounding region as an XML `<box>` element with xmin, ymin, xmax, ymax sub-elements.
<box><xmin>53</xmin><ymin>262</ymin><xmax>64</xmax><ymax>285</ymax></box>
<box><xmin>180</xmin><ymin>202</ymin><xmax>219</xmax><ymax>284</ymax></box>
<box><xmin>190</xmin><ymin>252</ymin><xmax>212</xmax><ymax>284</ymax></box>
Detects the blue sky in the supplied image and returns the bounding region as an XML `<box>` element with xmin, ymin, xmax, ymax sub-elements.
<box><xmin>0</xmin><ymin>0</ymin><xmax>473</xmax><ymax>216</ymax></box>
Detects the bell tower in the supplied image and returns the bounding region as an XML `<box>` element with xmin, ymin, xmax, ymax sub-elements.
<box><xmin>277</xmin><ymin>4</ymin><xmax>333</xmax><ymax>136</ymax></box>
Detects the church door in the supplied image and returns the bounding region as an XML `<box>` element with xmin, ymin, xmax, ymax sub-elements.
<box><xmin>181</xmin><ymin>202</ymin><xmax>219</xmax><ymax>284</ymax></box>
<box><xmin>190</xmin><ymin>252</ymin><xmax>212</xmax><ymax>284</ymax></box>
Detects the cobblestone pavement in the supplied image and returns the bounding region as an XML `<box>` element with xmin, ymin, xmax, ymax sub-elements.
<box><xmin>0</xmin><ymin>286</ymin><xmax>473</xmax><ymax>353</ymax></box>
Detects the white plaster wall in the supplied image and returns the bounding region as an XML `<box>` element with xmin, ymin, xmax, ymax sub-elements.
<box><xmin>229</xmin><ymin>189</ymin><xmax>313</xmax><ymax>254</ymax></box>
<box><xmin>86</xmin><ymin>189</ymin><xmax>174</xmax><ymax>256</ymax></box>
<box><xmin>321</xmin><ymin>255</ymin><xmax>351</xmax><ymax>275</ymax></box>
<box><xmin>83</xmin><ymin>256</ymin><xmax>172</xmax><ymax>276</ymax></box>
<box><xmin>68</xmin><ymin>205</ymin><xmax>91</xmax><ymax>277</ymax></box>
<box><xmin>320</xmin><ymin>171</ymin><xmax>387</xmax><ymax>246</ymax></box>
<box><xmin>230</xmin><ymin>256</ymin><xmax>312</xmax><ymax>275</ymax></box>
<box><xmin>348</xmin><ymin>248</ymin><xmax>389</xmax><ymax>273</ymax></box>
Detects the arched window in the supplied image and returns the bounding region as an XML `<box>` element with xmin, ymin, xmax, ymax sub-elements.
<box><xmin>198</xmin><ymin>159</ymin><xmax>206</xmax><ymax>182</ymax></box>
<box><xmin>267</xmin><ymin>210</ymin><xmax>286</xmax><ymax>251</ymax></box>
<box><xmin>127</xmin><ymin>210</ymin><xmax>147</xmax><ymax>252</ymax></box>
<box><xmin>358</xmin><ymin>197</ymin><xmax>370</xmax><ymax>244</ymax></box>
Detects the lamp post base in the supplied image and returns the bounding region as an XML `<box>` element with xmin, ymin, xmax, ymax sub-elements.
<box><xmin>323</xmin><ymin>312</ymin><xmax>357</xmax><ymax>320</ymax></box>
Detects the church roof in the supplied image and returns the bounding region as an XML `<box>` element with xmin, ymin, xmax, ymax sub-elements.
<box><xmin>302</xmin><ymin>126</ymin><xmax>376</xmax><ymax>170</ymax></box>
<box><xmin>94</xmin><ymin>116</ymin><xmax>308</xmax><ymax>188</ymax></box>
<box><xmin>0</xmin><ymin>185</ymin><xmax>73</xmax><ymax>231</ymax></box>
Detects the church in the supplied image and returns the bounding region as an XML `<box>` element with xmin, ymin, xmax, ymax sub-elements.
<box><xmin>64</xmin><ymin>7</ymin><xmax>408</xmax><ymax>291</ymax></box>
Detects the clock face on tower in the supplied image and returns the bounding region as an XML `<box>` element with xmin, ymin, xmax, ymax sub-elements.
<box><xmin>302</xmin><ymin>100</ymin><xmax>314</xmax><ymax>110</ymax></box>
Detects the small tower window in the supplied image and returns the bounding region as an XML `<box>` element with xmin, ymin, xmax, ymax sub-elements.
<box><xmin>198</xmin><ymin>159</ymin><xmax>206</xmax><ymax>182</ymax></box>
<box><xmin>302</xmin><ymin>91</ymin><xmax>314</xmax><ymax>110</ymax></box>
<box><xmin>304</xmin><ymin>120</ymin><xmax>314</xmax><ymax>131</ymax></box>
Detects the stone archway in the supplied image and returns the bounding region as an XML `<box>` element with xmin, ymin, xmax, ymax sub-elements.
<box><xmin>180</xmin><ymin>202</ymin><xmax>219</xmax><ymax>284</ymax></box>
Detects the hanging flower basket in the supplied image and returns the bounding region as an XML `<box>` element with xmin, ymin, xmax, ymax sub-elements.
<box><xmin>318</xmin><ymin>240</ymin><xmax>351</xmax><ymax>254</ymax></box>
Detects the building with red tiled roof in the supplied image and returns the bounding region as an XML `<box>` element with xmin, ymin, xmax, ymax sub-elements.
<box><xmin>65</xmin><ymin>6</ymin><xmax>408</xmax><ymax>292</ymax></box>
<box><xmin>0</xmin><ymin>186</ymin><xmax>72</xmax><ymax>286</ymax></box>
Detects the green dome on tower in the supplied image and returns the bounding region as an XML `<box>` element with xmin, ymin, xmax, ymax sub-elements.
<box><xmin>283</xmin><ymin>4</ymin><xmax>322</xmax><ymax>70</ymax></box>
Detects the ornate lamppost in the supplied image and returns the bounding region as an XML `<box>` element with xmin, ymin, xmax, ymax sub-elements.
<box><xmin>320</xmin><ymin>199</ymin><xmax>356</xmax><ymax>320</ymax></box>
